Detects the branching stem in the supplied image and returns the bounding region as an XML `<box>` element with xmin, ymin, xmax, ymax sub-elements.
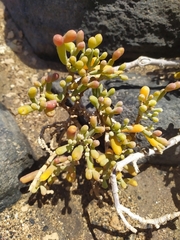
<box><xmin>110</xmin><ymin>135</ymin><xmax>180</xmax><ymax>233</ymax></box>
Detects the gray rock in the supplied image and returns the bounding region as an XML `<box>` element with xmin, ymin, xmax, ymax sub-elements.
<box><xmin>4</xmin><ymin>0</ymin><xmax>180</xmax><ymax>61</ymax></box>
<box><xmin>0</xmin><ymin>103</ymin><xmax>34</xmax><ymax>212</ymax></box>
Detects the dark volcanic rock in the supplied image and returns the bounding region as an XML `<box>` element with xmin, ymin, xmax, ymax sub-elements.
<box><xmin>4</xmin><ymin>0</ymin><xmax>180</xmax><ymax>61</ymax></box>
<box><xmin>0</xmin><ymin>103</ymin><xmax>34</xmax><ymax>212</ymax></box>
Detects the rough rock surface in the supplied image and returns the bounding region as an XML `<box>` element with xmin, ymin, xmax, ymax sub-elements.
<box><xmin>3</xmin><ymin>0</ymin><xmax>180</xmax><ymax>61</ymax></box>
<box><xmin>0</xmin><ymin>103</ymin><xmax>34</xmax><ymax>212</ymax></box>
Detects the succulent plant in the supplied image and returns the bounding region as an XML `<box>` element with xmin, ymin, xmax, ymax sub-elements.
<box><xmin>18</xmin><ymin>30</ymin><xmax>180</xmax><ymax>233</ymax></box>
<box><xmin>19</xmin><ymin>29</ymin><xmax>180</xmax><ymax>190</ymax></box>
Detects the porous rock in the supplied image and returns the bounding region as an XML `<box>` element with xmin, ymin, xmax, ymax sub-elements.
<box><xmin>4</xmin><ymin>0</ymin><xmax>180</xmax><ymax>61</ymax></box>
<box><xmin>0</xmin><ymin>103</ymin><xmax>34</xmax><ymax>212</ymax></box>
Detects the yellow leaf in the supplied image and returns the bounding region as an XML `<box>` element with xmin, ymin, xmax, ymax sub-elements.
<box><xmin>122</xmin><ymin>124</ymin><xmax>145</xmax><ymax>133</ymax></box>
<box><xmin>110</xmin><ymin>136</ymin><xmax>122</xmax><ymax>155</ymax></box>
<box><xmin>139</xmin><ymin>86</ymin><xmax>150</xmax><ymax>101</ymax></box>
<box><xmin>40</xmin><ymin>165</ymin><xmax>56</xmax><ymax>182</ymax></box>
<box><xmin>72</xmin><ymin>145</ymin><xmax>84</xmax><ymax>161</ymax></box>
<box><xmin>174</xmin><ymin>72</ymin><xmax>180</xmax><ymax>79</ymax></box>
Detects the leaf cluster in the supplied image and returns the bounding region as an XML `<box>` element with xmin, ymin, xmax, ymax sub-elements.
<box><xmin>19</xmin><ymin>30</ymin><xmax>180</xmax><ymax>195</ymax></box>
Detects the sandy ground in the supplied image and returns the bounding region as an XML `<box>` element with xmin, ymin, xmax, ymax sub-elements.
<box><xmin>0</xmin><ymin>1</ymin><xmax>180</xmax><ymax>240</ymax></box>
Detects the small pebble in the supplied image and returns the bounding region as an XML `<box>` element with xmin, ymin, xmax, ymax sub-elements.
<box><xmin>16</xmin><ymin>78</ymin><xmax>25</xmax><ymax>86</ymax></box>
<box><xmin>21</xmin><ymin>205</ymin><xmax>29</xmax><ymax>212</ymax></box>
<box><xmin>29</xmin><ymin>218</ymin><xmax>35</xmax><ymax>225</ymax></box>
<box><xmin>0</xmin><ymin>45</ymin><xmax>6</xmax><ymax>54</ymax></box>
<box><xmin>4</xmin><ymin>58</ymin><xmax>15</xmax><ymax>65</ymax></box>
<box><xmin>7</xmin><ymin>30</ymin><xmax>14</xmax><ymax>39</ymax></box>
<box><xmin>42</xmin><ymin>225</ymin><xmax>49</xmax><ymax>231</ymax></box>
<box><xmin>110</xmin><ymin>213</ymin><xmax>121</xmax><ymax>230</ymax></box>
<box><xmin>5</xmin><ymin>92</ymin><xmax>16</xmax><ymax>98</ymax></box>
<box><xmin>17</xmin><ymin>70</ymin><xmax>24</xmax><ymax>76</ymax></box>
<box><xmin>42</xmin><ymin>232</ymin><xmax>59</xmax><ymax>240</ymax></box>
